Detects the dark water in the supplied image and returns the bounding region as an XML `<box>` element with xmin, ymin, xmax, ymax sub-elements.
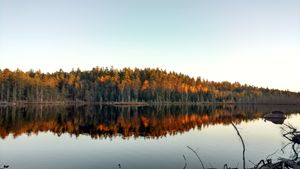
<box><xmin>0</xmin><ymin>105</ymin><xmax>300</xmax><ymax>169</ymax></box>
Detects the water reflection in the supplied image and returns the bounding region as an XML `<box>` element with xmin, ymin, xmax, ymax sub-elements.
<box><xmin>1</xmin><ymin>105</ymin><xmax>300</xmax><ymax>169</ymax></box>
<box><xmin>0</xmin><ymin>105</ymin><xmax>299</xmax><ymax>139</ymax></box>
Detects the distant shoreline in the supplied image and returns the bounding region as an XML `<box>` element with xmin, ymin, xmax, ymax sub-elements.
<box><xmin>0</xmin><ymin>101</ymin><xmax>299</xmax><ymax>107</ymax></box>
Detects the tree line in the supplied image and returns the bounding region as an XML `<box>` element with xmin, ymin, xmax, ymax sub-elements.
<box><xmin>0</xmin><ymin>67</ymin><xmax>299</xmax><ymax>104</ymax></box>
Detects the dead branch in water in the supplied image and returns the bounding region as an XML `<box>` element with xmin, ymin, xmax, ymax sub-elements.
<box><xmin>251</xmin><ymin>122</ymin><xmax>300</xmax><ymax>169</ymax></box>
<box><xmin>182</xmin><ymin>155</ymin><xmax>187</xmax><ymax>169</ymax></box>
<box><xmin>187</xmin><ymin>146</ymin><xmax>206</xmax><ymax>169</ymax></box>
<box><xmin>184</xmin><ymin>121</ymin><xmax>300</xmax><ymax>169</ymax></box>
<box><xmin>231</xmin><ymin>122</ymin><xmax>246</xmax><ymax>169</ymax></box>
<box><xmin>282</xmin><ymin>123</ymin><xmax>300</xmax><ymax>161</ymax></box>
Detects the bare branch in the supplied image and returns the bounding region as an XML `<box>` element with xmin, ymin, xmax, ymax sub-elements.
<box><xmin>187</xmin><ymin>146</ymin><xmax>205</xmax><ymax>169</ymax></box>
<box><xmin>281</xmin><ymin>142</ymin><xmax>293</xmax><ymax>153</ymax></box>
<box><xmin>182</xmin><ymin>155</ymin><xmax>187</xmax><ymax>169</ymax></box>
<box><xmin>292</xmin><ymin>143</ymin><xmax>299</xmax><ymax>161</ymax></box>
<box><xmin>231</xmin><ymin>122</ymin><xmax>246</xmax><ymax>169</ymax></box>
<box><xmin>265</xmin><ymin>149</ymin><xmax>280</xmax><ymax>160</ymax></box>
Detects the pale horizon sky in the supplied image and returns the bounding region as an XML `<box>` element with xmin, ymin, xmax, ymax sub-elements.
<box><xmin>0</xmin><ymin>0</ymin><xmax>300</xmax><ymax>92</ymax></box>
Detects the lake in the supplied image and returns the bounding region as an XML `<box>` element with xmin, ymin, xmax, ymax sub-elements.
<box><xmin>0</xmin><ymin>105</ymin><xmax>300</xmax><ymax>169</ymax></box>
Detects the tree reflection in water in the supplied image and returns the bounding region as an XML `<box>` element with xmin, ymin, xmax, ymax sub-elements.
<box><xmin>0</xmin><ymin>105</ymin><xmax>300</xmax><ymax>140</ymax></box>
<box><xmin>0</xmin><ymin>105</ymin><xmax>300</xmax><ymax>169</ymax></box>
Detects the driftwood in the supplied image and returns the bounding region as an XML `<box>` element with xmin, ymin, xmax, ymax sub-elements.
<box><xmin>183</xmin><ymin>122</ymin><xmax>300</xmax><ymax>169</ymax></box>
<box><xmin>184</xmin><ymin>120</ymin><xmax>299</xmax><ymax>169</ymax></box>
<box><xmin>250</xmin><ymin>123</ymin><xmax>300</xmax><ymax>169</ymax></box>
<box><xmin>283</xmin><ymin>124</ymin><xmax>300</xmax><ymax>145</ymax></box>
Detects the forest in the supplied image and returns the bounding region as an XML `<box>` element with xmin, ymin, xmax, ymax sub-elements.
<box><xmin>0</xmin><ymin>67</ymin><xmax>299</xmax><ymax>104</ymax></box>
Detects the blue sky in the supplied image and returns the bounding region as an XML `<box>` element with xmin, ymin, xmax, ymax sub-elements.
<box><xmin>0</xmin><ymin>0</ymin><xmax>299</xmax><ymax>91</ymax></box>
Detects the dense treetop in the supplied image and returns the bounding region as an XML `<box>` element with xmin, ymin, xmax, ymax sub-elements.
<box><xmin>0</xmin><ymin>67</ymin><xmax>299</xmax><ymax>104</ymax></box>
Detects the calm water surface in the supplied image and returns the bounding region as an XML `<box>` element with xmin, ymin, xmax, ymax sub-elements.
<box><xmin>0</xmin><ymin>105</ymin><xmax>300</xmax><ymax>169</ymax></box>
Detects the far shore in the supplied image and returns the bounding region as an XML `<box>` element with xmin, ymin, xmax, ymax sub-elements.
<box><xmin>0</xmin><ymin>101</ymin><xmax>300</xmax><ymax>107</ymax></box>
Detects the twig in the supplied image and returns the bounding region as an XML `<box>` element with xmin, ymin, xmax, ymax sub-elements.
<box><xmin>284</xmin><ymin>123</ymin><xmax>296</xmax><ymax>132</ymax></box>
<box><xmin>254</xmin><ymin>160</ymin><xmax>265</xmax><ymax>169</ymax></box>
<box><xmin>231</xmin><ymin>122</ymin><xmax>246</xmax><ymax>169</ymax></box>
<box><xmin>248</xmin><ymin>160</ymin><xmax>256</xmax><ymax>166</ymax></box>
<box><xmin>283</xmin><ymin>132</ymin><xmax>294</xmax><ymax>142</ymax></box>
<box><xmin>187</xmin><ymin>146</ymin><xmax>206</xmax><ymax>169</ymax></box>
<box><xmin>182</xmin><ymin>155</ymin><xmax>187</xmax><ymax>169</ymax></box>
<box><xmin>281</xmin><ymin>142</ymin><xmax>293</xmax><ymax>153</ymax></box>
<box><xmin>265</xmin><ymin>149</ymin><xmax>280</xmax><ymax>160</ymax></box>
<box><xmin>292</xmin><ymin>143</ymin><xmax>299</xmax><ymax>161</ymax></box>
